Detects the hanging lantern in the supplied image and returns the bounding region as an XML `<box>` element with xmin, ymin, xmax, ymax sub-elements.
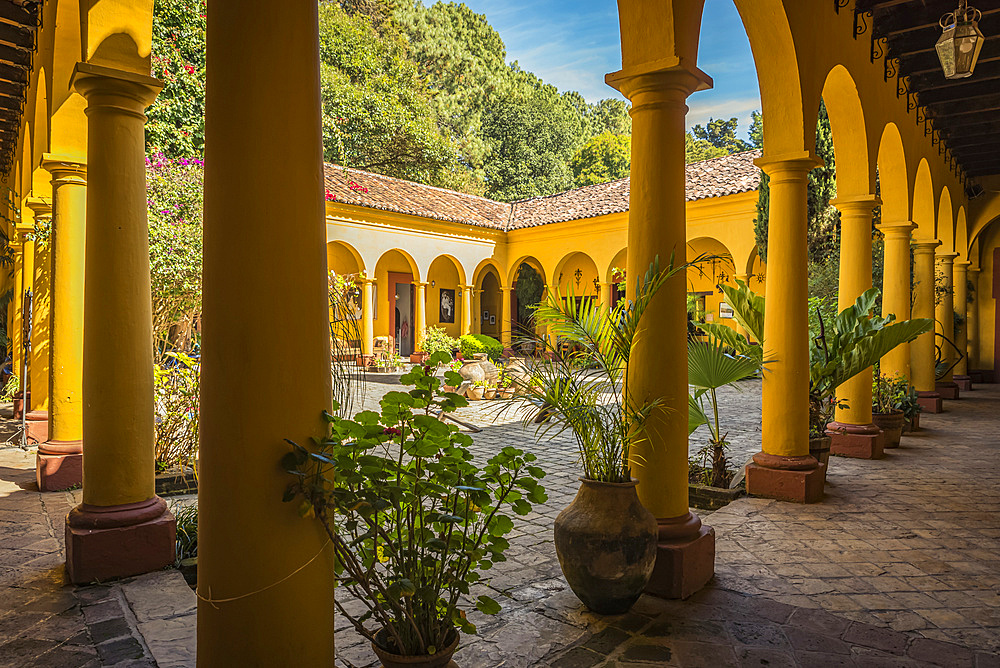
<box><xmin>936</xmin><ymin>0</ymin><xmax>984</xmax><ymax>79</ymax></box>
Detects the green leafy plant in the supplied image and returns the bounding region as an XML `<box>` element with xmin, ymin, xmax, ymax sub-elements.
<box><xmin>421</xmin><ymin>326</ymin><xmax>458</xmax><ymax>358</ymax></box>
<box><xmin>458</xmin><ymin>333</ymin><xmax>502</xmax><ymax>362</ymax></box>
<box><xmin>153</xmin><ymin>352</ymin><xmax>199</xmax><ymax>473</ymax></box>
<box><xmin>328</xmin><ymin>271</ymin><xmax>367</xmax><ymax>418</ymax></box>
<box><xmin>282</xmin><ymin>352</ymin><xmax>546</xmax><ymax>656</ymax></box>
<box><xmin>1</xmin><ymin>372</ymin><xmax>19</xmax><ymax>402</ymax></box>
<box><xmin>172</xmin><ymin>503</ymin><xmax>198</xmax><ymax>566</ymax></box>
<box><xmin>872</xmin><ymin>371</ymin><xmax>907</xmax><ymax>415</ymax></box>
<box><xmin>810</xmin><ymin>289</ymin><xmax>932</xmax><ymax>435</ymax></box>
<box><xmin>518</xmin><ymin>257</ymin><xmax>684</xmax><ymax>483</ymax></box>
<box><xmin>896</xmin><ymin>382</ymin><xmax>922</xmax><ymax>422</ymax></box>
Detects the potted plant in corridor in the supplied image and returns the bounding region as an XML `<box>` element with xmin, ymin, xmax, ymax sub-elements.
<box><xmin>519</xmin><ymin>258</ymin><xmax>682</xmax><ymax>615</ymax></box>
<box><xmin>282</xmin><ymin>354</ymin><xmax>545</xmax><ymax>667</ymax></box>
<box><xmin>872</xmin><ymin>370</ymin><xmax>907</xmax><ymax>448</ymax></box>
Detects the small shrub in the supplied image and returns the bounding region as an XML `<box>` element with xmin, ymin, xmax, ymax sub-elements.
<box><xmin>459</xmin><ymin>334</ymin><xmax>503</xmax><ymax>362</ymax></box>
<box><xmin>154</xmin><ymin>352</ymin><xmax>200</xmax><ymax>472</ymax></box>
<box><xmin>173</xmin><ymin>503</ymin><xmax>198</xmax><ymax>565</ymax></box>
<box><xmin>422</xmin><ymin>326</ymin><xmax>458</xmax><ymax>359</ymax></box>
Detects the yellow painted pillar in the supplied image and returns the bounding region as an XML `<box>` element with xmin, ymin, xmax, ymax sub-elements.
<box><xmin>967</xmin><ymin>267</ymin><xmax>980</xmax><ymax>373</ymax></box>
<box><xmin>501</xmin><ymin>286</ymin><xmax>512</xmax><ymax>347</ymax></box>
<box><xmin>64</xmin><ymin>63</ymin><xmax>175</xmax><ymax>583</ymax></box>
<box><xmin>607</xmin><ymin>63</ymin><xmax>715</xmax><ymax>599</ymax></box>
<box><xmin>934</xmin><ymin>252</ymin><xmax>959</xmax><ymax>398</ymax></box>
<box><xmin>414</xmin><ymin>281</ymin><xmax>427</xmax><ymax>352</ymax></box>
<box><xmin>953</xmin><ymin>261</ymin><xmax>971</xmax><ymax>385</ymax></box>
<box><xmin>199</xmin><ymin>2</ymin><xmax>335</xmax><ymax>665</ymax></box>
<box><xmin>15</xmin><ymin>223</ymin><xmax>35</xmax><ymax>403</ymax></box>
<box><xmin>911</xmin><ymin>240</ymin><xmax>941</xmax><ymax>412</ymax></box>
<box><xmin>746</xmin><ymin>153</ymin><xmax>825</xmax><ymax>502</ymax></box>
<box><xmin>828</xmin><ymin>195</ymin><xmax>883</xmax><ymax>459</ymax></box>
<box><xmin>9</xmin><ymin>237</ymin><xmax>25</xmax><ymax>397</ymax></box>
<box><xmin>596</xmin><ymin>281</ymin><xmax>611</xmax><ymax>310</ymax></box>
<box><xmin>26</xmin><ymin>199</ymin><xmax>52</xmax><ymax>415</ymax></box>
<box><xmin>36</xmin><ymin>159</ymin><xmax>88</xmax><ymax>491</ymax></box>
<box><xmin>460</xmin><ymin>285</ymin><xmax>472</xmax><ymax>335</ymax></box>
<box><xmin>878</xmin><ymin>222</ymin><xmax>917</xmax><ymax>381</ymax></box>
<box><xmin>361</xmin><ymin>277</ymin><xmax>375</xmax><ymax>356</ymax></box>
<box><xmin>475</xmin><ymin>289</ymin><xmax>484</xmax><ymax>335</ymax></box>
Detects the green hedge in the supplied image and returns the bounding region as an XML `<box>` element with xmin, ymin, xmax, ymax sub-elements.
<box><xmin>459</xmin><ymin>334</ymin><xmax>503</xmax><ymax>362</ymax></box>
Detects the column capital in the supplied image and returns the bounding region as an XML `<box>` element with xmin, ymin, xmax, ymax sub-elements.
<box><xmin>41</xmin><ymin>154</ymin><xmax>87</xmax><ymax>183</ymax></box>
<box><xmin>414</xmin><ymin>280</ymin><xmax>429</xmax><ymax>288</ymax></box>
<box><xmin>911</xmin><ymin>239</ymin><xmax>941</xmax><ymax>255</ymax></box>
<box><xmin>754</xmin><ymin>151</ymin><xmax>823</xmax><ymax>180</ymax></box>
<box><xmin>954</xmin><ymin>260</ymin><xmax>972</xmax><ymax>269</ymax></box>
<box><xmin>14</xmin><ymin>222</ymin><xmax>34</xmax><ymax>243</ymax></box>
<box><xmin>877</xmin><ymin>221</ymin><xmax>917</xmax><ymax>237</ymax></box>
<box><xmin>968</xmin><ymin>266</ymin><xmax>980</xmax><ymax>276</ymax></box>
<box><xmin>935</xmin><ymin>251</ymin><xmax>959</xmax><ymax>263</ymax></box>
<box><xmin>24</xmin><ymin>196</ymin><xmax>52</xmax><ymax>218</ymax></box>
<box><xmin>72</xmin><ymin>61</ymin><xmax>163</xmax><ymax>111</ymax></box>
<box><xmin>831</xmin><ymin>194</ymin><xmax>881</xmax><ymax>214</ymax></box>
<box><xmin>605</xmin><ymin>62</ymin><xmax>712</xmax><ymax>107</ymax></box>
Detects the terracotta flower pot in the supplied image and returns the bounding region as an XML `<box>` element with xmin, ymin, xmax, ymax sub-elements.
<box><xmin>872</xmin><ymin>410</ymin><xmax>904</xmax><ymax>448</ymax></box>
<box><xmin>483</xmin><ymin>387</ymin><xmax>497</xmax><ymax>400</ymax></box>
<box><xmin>466</xmin><ymin>386</ymin><xmax>484</xmax><ymax>401</ymax></box>
<box><xmin>372</xmin><ymin>628</ymin><xmax>459</xmax><ymax>668</ymax></box>
<box><xmin>410</xmin><ymin>352</ymin><xmax>429</xmax><ymax>364</ymax></box>
<box><xmin>553</xmin><ymin>478</ymin><xmax>657</xmax><ymax>615</ymax></box>
<box><xmin>809</xmin><ymin>436</ymin><xmax>831</xmax><ymax>469</ymax></box>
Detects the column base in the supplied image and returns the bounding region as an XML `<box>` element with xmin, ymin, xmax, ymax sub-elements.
<box><xmin>66</xmin><ymin>497</ymin><xmax>176</xmax><ymax>584</ymax></box>
<box><xmin>827</xmin><ymin>422</ymin><xmax>885</xmax><ymax>460</ymax></box>
<box><xmin>745</xmin><ymin>452</ymin><xmax>825</xmax><ymax>503</ymax></box>
<box><xmin>935</xmin><ymin>381</ymin><xmax>960</xmax><ymax>400</ymax></box>
<box><xmin>645</xmin><ymin>512</ymin><xmax>715</xmax><ymax>600</ymax></box>
<box><xmin>969</xmin><ymin>371</ymin><xmax>984</xmax><ymax>383</ymax></box>
<box><xmin>12</xmin><ymin>391</ymin><xmax>28</xmax><ymax>419</ymax></box>
<box><xmin>25</xmin><ymin>410</ymin><xmax>49</xmax><ymax>444</ymax></box>
<box><xmin>36</xmin><ymin>440</ymin><xmax>83</xmax><ymax>492</ymax></box>
<box><xmin>972</xmin><ymin>369</ymin><xmax>995</xmax><ymax>383</ymax></box>
<box><xmin>953</xmin><ymin>375</ymin><xmax>972</xmax><ymax>391</ymax></box>
<box><xmin>917</xmin><ymin>391</ymin><xmax>942</xmax><ymax>413</ymax></box>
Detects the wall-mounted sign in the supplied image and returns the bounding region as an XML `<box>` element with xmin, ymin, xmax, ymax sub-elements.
<box><xmin>719</xmin><ymin>302</ymin><xmax>734</xmax><ymax>319</ymax></box>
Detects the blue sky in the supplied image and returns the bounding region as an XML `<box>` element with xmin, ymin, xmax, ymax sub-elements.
<box><xmin>461</xmin><ymin>0</ymin><xmax>761</xmax><ymax>141</ymax></box>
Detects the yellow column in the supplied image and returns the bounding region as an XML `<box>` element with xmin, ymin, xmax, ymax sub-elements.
<box><xmin>911</xmin><ymin>240</ymin><xmax>941</xmax><ymax>411</ymax></box>
<box><xmin>15</xmin><ymin>223</ymin><xmax>35</xmax><ymax>404</ymax></box>
<box><xmin>934</xmin><ymin>252</ymin><xmax>959</xmax><ymax>397</ymax></box>
<box><xmin>361</xmin><ymin>277</ymin><xmax>375</xmax><ymax>356</ymax></box>
<box><xmin>953</xmin><ymin>261</ymin><xmax>971</xmax><ymax>383</ymax></box>
<box><xmin>475</xmin><ymin>289</ymin><xmax>484</xmax><ymax>335</ymax></box>
<box><xmin>65</xmin><ymin>64</ymin><xmax>175</xmax><ymax>583</ymax></box>
<box><xmin>26</xmin><ymin>199</ymin><xmax>52</xmax><ymax>415</ymax></box>
<box><xmin>596</xmin><ymin>281</ymin><xmax>611</xmax><ymax>309</ymax></box>
<box><xmin>746</xmin><ymin>153</ymin><xmax>825</xmax><ymax>502</ymax></box>
<box><xmin>35</xmin><ymin>160</ymin><xmax>87</xmax><ymax>491</ymax></box>
<box><xmin>199</xmin><ymin>2</ymin><xmax>335</xmax><ymax>665</ymax></box>
<box><xmin>414</xmin><ymin>281</ymin><xmax>427</xmax><ymax>352</ymax></box>
<box><xmin>878</xmin><ymin>222</ymin><xmax>917</xmax><ymax>380</ymax></box>
<box><xmin>827</xmin><ymin>196</ymin><xmax>883</xmax><ymax>458</ymax></box>
<box><xmin>9</xmin><ymin>236</ymin><xmax>25</xmax><ymax>398</ymax></box>
<box><xmin>500</xmin><ymin>286</ymin><xmax>512</xmax><ymax>347</ymax></box>
<box><xmin>967</xmin><ymin>267</ymin><xmax>980</xmax><ymax>372</ymax></box>
<box><xmin>607</xmin><ymin>63</ymin><xmax>715</xmax><ymax>599</ymax></box>
<box><xmin>460</xmin><ymin>285</ymin><xmax>472</xmax><ymax>335</ymax></box>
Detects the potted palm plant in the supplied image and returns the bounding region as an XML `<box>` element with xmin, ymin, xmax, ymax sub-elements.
<box><xmin>517</xmin><ymin>258</ymin><xmax>683</xmax><ymax>615</ymax></box>
<box><xmin>282</xmin><ymin>354</ymin><xmax>545</xmax><ymax>667</ymax></box>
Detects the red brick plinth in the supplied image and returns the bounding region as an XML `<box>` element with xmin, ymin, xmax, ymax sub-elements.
<box><xmin>12</xmin><ymin>391</ymin><xmax>28</xmax><ymax>419</ymax></box>
<box><xmin>969</xmin><ymin>371</ymin><xmax>984</xmax><ymax>383</ymax></box>
<box><xmin>935</xmin><ymin>381</ymin><xmax>959</xmax><ymax>400</ymax></box>
<box><xmin>972</xmin><ymin>369</ymin><xmax>995</xmax><ymax>383</ymax></box>
<box><xmin>37</xmin><ymin>440</ymin><xmax>83</xmax><ymax>492</ymax></box>
<box><xmin>953</xmin><ymin>375</ymin><xmax>972</xmax><ymax>391</ymax></box>
<box><xmin>746</xmin><ymin>452</ymin><xmax>825</xmax><ymax>504</ymax></box>
<box><xmin>25</xmin><ymin>410</ymin><xmax>49</xmax><ymax>445</ymax></box>
<box><xmin>645</xmin><ymin>512</ymin><xmax>715</xmax><ymax>600</ymax></box>
<box><xmin>66</xmin><ymin>497</ymin><xmax>176</xmax><ymax>584</ymax></box>
<box><xmin>917</xmin><ymin>391</ymin><xmax>942</xmax><ymax>413</ymax></box>
<box><xmin>828</xmin><ymin>422</ymin><xmax>885</xmax><ymax>460</ymax></box>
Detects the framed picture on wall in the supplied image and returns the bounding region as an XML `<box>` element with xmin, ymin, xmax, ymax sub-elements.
<box><xmin>439</xmin><ymin>288</ymin><xmax>456</xmax><ymax>323</ymax></box>
<box><xmin>489</xmin><ymin>315</ymin><xmax>496</xmax><ymax>325</ymax></box>
<box><xmin>483</xmin><ymin>310</ymin><xmax>489</xmax><ymax>321</ymax></box>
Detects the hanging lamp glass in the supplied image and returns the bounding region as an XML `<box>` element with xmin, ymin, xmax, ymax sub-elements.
<box><xmin>936</xmin><ymin>0</ymin><xmax>984</xmax><ymax>79</ymax></box>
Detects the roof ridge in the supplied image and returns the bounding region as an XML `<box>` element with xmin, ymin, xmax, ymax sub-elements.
<box><xmin>324</xmin><ymin>163</ymin><xmax>504</xmax><ymax>205</ymax></box>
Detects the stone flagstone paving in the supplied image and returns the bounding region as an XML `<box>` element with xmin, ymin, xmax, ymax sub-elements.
<box><xmin>1</xmin><ymin>382</ymin><xmax>999</xmax><ymax>667</ymax></box>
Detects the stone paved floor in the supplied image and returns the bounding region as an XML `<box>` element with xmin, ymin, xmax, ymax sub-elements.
<box><xmin>2</xmin><ymin>380</ymin><xmax>1000</xmax><ymax>667</ymax></box>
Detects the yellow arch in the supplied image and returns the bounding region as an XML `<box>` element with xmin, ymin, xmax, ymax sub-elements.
<box><xmin>375</xmin><ymin>248</ymin><xmax>421</xmax><ymax>282</ymax></box>
<box><xmin>956</xmin><ymin>207</ymin><xmax>969</xmax><ymax>260</ymax></box>
<box><xmin>913</xmin><ymin>159</ymin><xmax>936</xmax><ymax>241</ymax></box>
<box><xmin>876</xmin><ymin>123</ymin><xmax>908</xmax><ymax>223</ymax></box>
<box><xmin>472</xmin><ymin>258</ymin><xmax>504</xmax><ymax>289</ymax></box>
<box><xmin>428</xmin><ymin>253</ymin><xmax>467</xmax><ymax>286</ymax></box>
<box><xmin>508</xmin><ymin>255</ymin><xmax>547</xmax><ymax>288</ymax></box>
<box><xmin>606</xmin><ymin>247</ymin><xmax>628</xmax><ymax>284</ymax></box>
<box><xmin>822</xmin><ymin>64</ymin><xmax>873</xmax><ymax>196</ymax></box>
<box><xmin>938</xmin><ymin>187</ymin><xmax>955</xmax><ymax>253</ymax></box>
<box><xmin>551</xmin><ymin>251</ymin><xmax>600</xmax><ymax>293</ymax></box>
<box><xmin>326</xmin><ymin>240</ymin><xmax>365</xmax><ymax>275</ymax></box>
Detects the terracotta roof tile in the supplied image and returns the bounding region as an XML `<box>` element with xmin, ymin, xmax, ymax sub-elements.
<box><xmin>324</xmin><ymin>149</ymin><xmax>762</xmax><ymax>231</ymax></box>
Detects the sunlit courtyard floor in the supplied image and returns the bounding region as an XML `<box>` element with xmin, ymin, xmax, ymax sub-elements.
<box><xmin>1</xmin><ymin>381</ymin><xmax>999</xmax><ymax>667</ymax></box>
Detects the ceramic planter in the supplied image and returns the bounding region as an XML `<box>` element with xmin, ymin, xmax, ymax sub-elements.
<box><xmin>410</xmin><ymin>352</ymin><xmax>430</xmax><ymax>364</ymax></box>
<box><xmin>688</xmin><ymin>483</ymin><xmax>743</xmax><ymax>511</ymax></box>
<box><xmin>872</xmin><ymin>410</ymin><xmax>904</xmax><ymax>448</ymax></box>
<box><xmin>809</xmin><ymin>435</ymin><xmax>831</xmax><ymax>469</ymax></box>
<box><xmin>483</xmin><ymin>387</ymin><xmax>497</xmax><ymax>400</ymax></box>
<box><xmin>553</xmin><ymin>478</ymin><xmax>657</xmax><ymax>615</ymax></box>
<box><xmin>466</xmin><ymin>386</ymin><xmax>484</xmax><ymax>401</ymax></box>
<box><xmin>372</xmin><ymin>628</ymin><xmax>459</xmax><ymax>668</ymax></box>
<box><xmin>458</xmin><ymin>359</ymin><xmax>485</xmax><ymax>384</ymax></box>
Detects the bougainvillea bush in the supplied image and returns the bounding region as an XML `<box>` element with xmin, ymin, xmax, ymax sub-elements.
<box><xmin>147</xmin><ymin>153</ymin><xmax>203</xmax><ymax>357</ymax></box>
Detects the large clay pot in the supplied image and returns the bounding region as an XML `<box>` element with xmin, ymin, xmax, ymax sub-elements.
<box><xmin>372</xmin><ymin>628</ymin><xmax>459</xmax><ymax>668</ymax></box>
<box><xmin>472</xmin><ymin>353</ymin><xmax>499</xmax><ymax>385</ymax></box>
<box><xmin>457</xmin><ymin>360</ymin><xmax>485</xmax><ymax>385</ymax></box>
<box><xmin>502</xmin><ymin>357</ymin><xmax>530</xmax><ymax>393</ymax></box>
<box><xmin>553</xmin><ymin>478</ymin><xmax>657</xmax><ymax>615</ymax></box>
<box><xmin>872</xmin><ymin>410</ymin><xmax>904</xmax><ymax>448</ymax></box>
<box><xmin>809</xmin><ymin>436</ymin><xmax>831</xmax><ymax>469</ymax></box>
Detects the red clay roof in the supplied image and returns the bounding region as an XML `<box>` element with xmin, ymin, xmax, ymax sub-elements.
<box><xmin>324</xmin><ymin>149</ymin><xmax>761</xmax><ymax>231</ymax></box>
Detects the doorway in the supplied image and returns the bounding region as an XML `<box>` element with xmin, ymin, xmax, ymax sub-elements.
<box><xmin>388</xmin><ymin>272</ymin><xmax>414</xmax><ymax>357</ymax></box>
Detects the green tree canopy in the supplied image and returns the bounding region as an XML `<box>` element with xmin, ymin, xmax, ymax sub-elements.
<box><xmin>571</xmin><ymin>133</ymin><xmax>631</xmax><ymax>187</ymax></box>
